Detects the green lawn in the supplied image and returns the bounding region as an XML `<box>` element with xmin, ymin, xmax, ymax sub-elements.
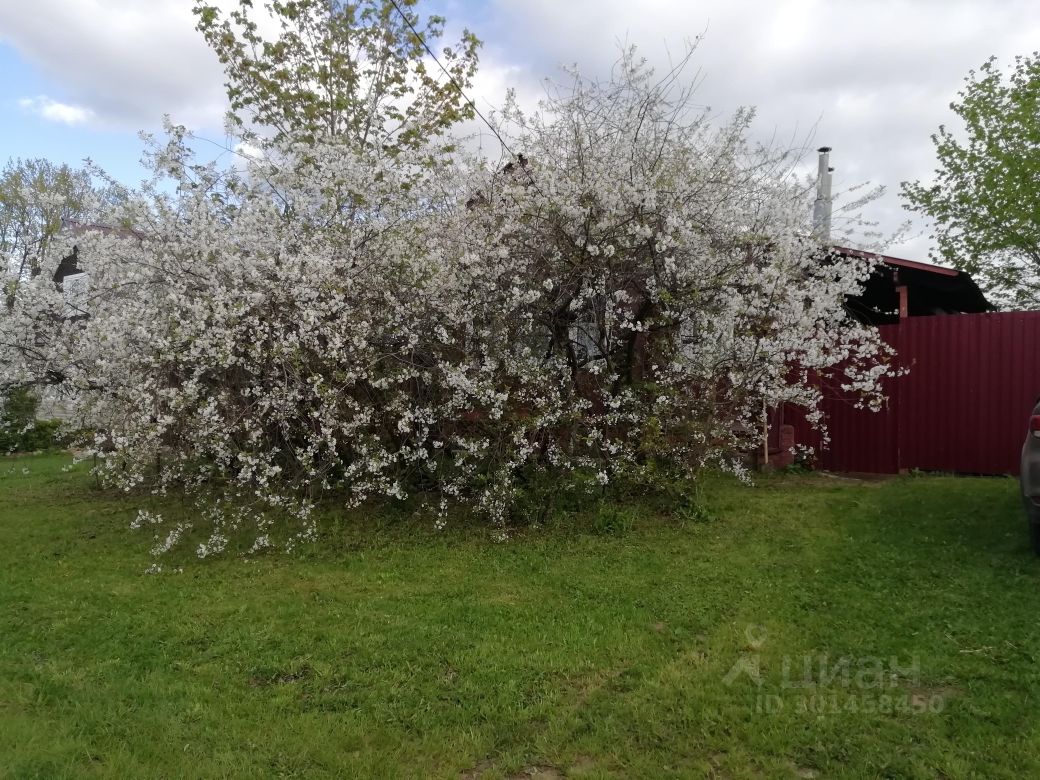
<box><xmin>2</xmin><ymin>455</ymin><xmax>1039</xmax><ymax>779</ymax></box>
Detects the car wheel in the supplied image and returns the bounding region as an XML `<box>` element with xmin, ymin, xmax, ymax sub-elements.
<box><xmin>1027</xmin><ymin>500</ymin><xmax>1040</xmax><ymax>556</ymax></box>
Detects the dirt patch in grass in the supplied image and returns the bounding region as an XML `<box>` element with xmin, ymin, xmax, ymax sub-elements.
<box><xmin>459</xmin><ymin>759</ymin><xmax>494</xmax><ymax>779</ymax></box>
<box><xmin>506</xmin><ymin>766</ymin><xmax>562</xmax><ymax>780</ymax></box>
<box><xmin>460</xmin><ymin>761</ymin><xmax>562</xmax><ymax>780</ymax></box>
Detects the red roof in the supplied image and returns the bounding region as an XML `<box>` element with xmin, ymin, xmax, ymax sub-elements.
<box><xmin>834</xmin><ymin>245</ymin><xmax>960</xmax><ymax>278</ymax></box>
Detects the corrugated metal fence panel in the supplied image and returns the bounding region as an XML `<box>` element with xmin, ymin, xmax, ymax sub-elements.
<box><xmin>895</xmin><ymin>312</ymin><xmax>1040</xmax><ymax>474</ymax></box>
<box><xmin>791</xmin><ymin>311</ymin><xmax>1040</xmax><ymax>475</ymax></box>
<box><xmin>784</xmin><ymin>358</ymin><xmax>900</xmax><ymax>473</ymax></box>
<box><xmin>816</xmin><ymin>367</ymin><xmax>899</xmax><ymax>473</ymax></box>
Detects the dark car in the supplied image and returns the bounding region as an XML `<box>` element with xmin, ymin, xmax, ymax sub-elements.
<box><xmin>1021</xmin><ymin>399</ymin><xmax>1040</xmax><ymax>554</ymax></box>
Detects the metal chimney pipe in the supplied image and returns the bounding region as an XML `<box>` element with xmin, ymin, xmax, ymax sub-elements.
<box><xmin>812</xmin><ymin>146</ymin><xmax>833</xmax><ymax>242</ymax></box>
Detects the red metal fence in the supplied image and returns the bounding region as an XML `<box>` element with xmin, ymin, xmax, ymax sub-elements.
<box><xmin>787</xmin><ymin>311</ymin><xmax>1040</xmax><ymax>475</ymax></box>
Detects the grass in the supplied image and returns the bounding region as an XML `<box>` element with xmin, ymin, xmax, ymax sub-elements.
<box><xmin>1</xmin><ymin>455</ymin><xmax>1039</xmax><ymax>779</ymax></box>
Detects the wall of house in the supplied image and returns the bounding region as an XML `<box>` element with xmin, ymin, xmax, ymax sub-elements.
<box><xmin>36</xmin><ymin>396</ymin><xmax>77</xmax><ymax>423</ymax></box>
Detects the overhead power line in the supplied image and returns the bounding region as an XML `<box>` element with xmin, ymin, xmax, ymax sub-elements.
<box><xmin>386</xmin><ymin>0</ymin><xmax>517</xmax><ymax>159</ymax></box>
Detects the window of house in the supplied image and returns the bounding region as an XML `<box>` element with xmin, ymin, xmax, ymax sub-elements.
<box><xmin>62</xmin><ymin>271</ymin><xmax>89</xmax><ymax>318</ymax></box>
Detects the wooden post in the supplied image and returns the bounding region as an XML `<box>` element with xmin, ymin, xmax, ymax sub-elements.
<box><xmin>762</xmin><ymin>398</ymin><xmax>769</xmax><ymax>467</ymax></box>
<box><xmin>897</xmin><ymin>285</ymin><xmax>909</xmax><ymax>320</ymax></box>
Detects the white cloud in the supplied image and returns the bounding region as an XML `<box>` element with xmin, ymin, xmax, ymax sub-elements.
<box><xmin>18</xmin><ymin>95</ymin><xmax>95</xmax><ymax>125</ymax></box>
<box><xmin>2</xmin><ymin>0</ymin><xmax>1038</xmax><ymax>261</ymax></box>
<box><xmin>0</xmin><ymin>0</ymin><xmax>230</xmax><ymax>131</ymax></box>
<box><xmin>455</xmin><ymin>0</ymin><xmax>1040</xmax><ymax>260</ymax></box>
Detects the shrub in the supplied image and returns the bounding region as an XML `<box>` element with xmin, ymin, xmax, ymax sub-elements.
<box><xmin>589</xmin><ymin>502</ymin><xmax>637</xmax><ymax>537</ymax></box>
<box><xmin>0</xmin><ymin>51</ymin><xmax>894</xmax><ymax>556</ymax></box>
<box><xmin>0</xmin><ymin>388</ymin><xmax>62</xmax><ymax>452</ymax></box>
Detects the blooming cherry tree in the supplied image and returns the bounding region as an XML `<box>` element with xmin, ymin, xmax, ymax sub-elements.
<box><xmin>0</xmin><ymin>51</ymin><xmax>894</xmax><ymax>556</ymax></box>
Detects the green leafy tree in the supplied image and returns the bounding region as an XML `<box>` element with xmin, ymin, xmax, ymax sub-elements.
<box><xmin>902</xmin><ymin>53</ymin><xmax>1040</xmax><ymax>307</ymax></box>
<box><xmin>1</xmin><ymin>158</ymin><xmax>95</xmax><ymax>282</ymax></box>
<box><xmin>0</xmin><ymin>157</ymin><xmax>122</xmax><ymax>309</ymax></box>
<box><xmin>194</xmin><ymin>0</ymin><xmax>481</xmax><ymax>150</ymax></box>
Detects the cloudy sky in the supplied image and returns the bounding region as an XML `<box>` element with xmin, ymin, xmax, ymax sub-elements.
<box><xmin>1</xmin><ymin>0</ymin><xmax>1037</xmax><ymax>260</ymax></box>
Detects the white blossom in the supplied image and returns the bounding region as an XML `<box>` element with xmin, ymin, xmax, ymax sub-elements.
<box><xmin>0</xmin><ymin>51</ymin><xmax>895</xmax><ymax>556</ymax></box>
